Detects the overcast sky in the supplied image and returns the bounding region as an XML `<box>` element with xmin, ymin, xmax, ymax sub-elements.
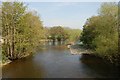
<box><xmin>27</xmin><ymin>2</ymin><xmax>102</xmax><ymax>29</ymax></box>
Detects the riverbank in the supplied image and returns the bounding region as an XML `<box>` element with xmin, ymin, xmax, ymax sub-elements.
<box><xmin>70</xmin><ymin>44</ymin><xmax>120</xmax><ymax>67</ymax></box>
<box><xmin>0</xmin><ymin>53</ymin><xmax>32</xmax><ymax>67</ymax></box>
<box><xmin>69</xmin><ymin>44</ymin><xmax>93</xmax><ymax>55</ymax></box>
<box><xmin>0</xmin><ymin>60</ymin><xmax>11</xmax><ymax>68</ymax></box>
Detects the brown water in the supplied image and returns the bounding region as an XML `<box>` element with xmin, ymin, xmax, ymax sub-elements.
<box><xmin>2</xmin><ymin>42</ymin><xmax>120</xmax><ymax>78</ymax></box>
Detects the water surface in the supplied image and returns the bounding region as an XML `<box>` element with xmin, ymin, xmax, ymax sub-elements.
<box><xmin>2</xmin><ymin>42</ymin><xmax>120</xmax><ymax>78</ymax></box>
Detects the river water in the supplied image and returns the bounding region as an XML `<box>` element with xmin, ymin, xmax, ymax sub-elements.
<box><xmin>2</xmin><ymin>42</ymin><xmax>120</xmax><ymax>78</ymax></box>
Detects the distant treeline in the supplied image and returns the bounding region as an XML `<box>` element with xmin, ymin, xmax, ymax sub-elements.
<box><xmin>80</xmin><ymin>3</ymin><xmax>120</xmax><ymax>65</ymax></box>
<box><xmin>44</xmin><ymin>26</ymin><xmax>81</xmax><ymax>43</ymax></box>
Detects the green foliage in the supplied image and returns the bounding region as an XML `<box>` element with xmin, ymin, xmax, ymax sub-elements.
<box><xmin>80</xmin><ymin>2</ymin><xmax>119</xmax><ymax>64</ymax></box>
<box><xmin>45</xmin><ymin>26</ymin><xmax>82</xmax><ymax>43</ymax></box>
<box><xmin>80</xmin><ymin>16</ymin><xmax>99</xmax><ymax>49</ymax></box>
<box><xmin>1</xmin><ymin>2</ymin><xmax>44</xmax><ymax>60</ymax></box>
<box><xmin>49</xmin><ymin>26</ymin><xmax>69</xmax><ymax>41</ymax></box>
<box><xmin>65</xmin><ymin>28</ymin><xmax>82</xmax><ymax>43</ymax></box>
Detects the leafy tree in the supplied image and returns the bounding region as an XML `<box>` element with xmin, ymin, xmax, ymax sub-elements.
<box><xmin>49</xmin><ymin>26</ymin><xmax>69</xmax><ymax>41</ymax></box>
<box><xmin>80</xmin><ymin>16</ymin><xmax>100</xmax><ymax>49</ymax></box>
<box><xmin>65</xmin><ymin>28</ymin><xmax>82</xmax><ymax>43</ymax></box>
<box><xmin>118</xmin><ymin>2</ymin><xmax>120</xmax><ymax>65</ymax></box>
<box><xmin>93</xmin><ymin>3</ymin><xmax>118</xmax><ymax>63</ymax></box>
<box><xmin>43</xmin><ymin>27</ymin><xmax>51</xmax><ymax>40</ymax></box>
<box><xmin>2</xmin><ymin>2</ymin><xmax>44</xmax><ymax>61</ymax></box>
<box><xmin>80</xmin><ymin>2</ymin><xmax>119</xmax><ymax>65</ymax></box>
<box><xmin>45</xmin><ymin>26</ymin><xmax>81</xmax><ymax>43</ymax></box>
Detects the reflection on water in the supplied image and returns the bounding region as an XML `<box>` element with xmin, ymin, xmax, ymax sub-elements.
<box><xmin>2</xmin><ymin>42</ymin><xmax>120</xmax><ymax>78</ymax></box>
<box><xmin>49</xmin><ymin>41</ymin><xmax>65</xmax><ymax>46</ymax></box>
<box><xmin>80</xmin><ymin>54</ymin><xmax>120</xmax><ymax>78</ymax></box>
<box><xmin>2</xmin><ymin>56</ymin><xmax>44</xmax><ymax>78</ymax></box>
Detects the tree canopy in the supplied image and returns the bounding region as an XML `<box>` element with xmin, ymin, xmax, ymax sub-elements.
<box><xmin>80</xmin><ymin>2</ymin><xmax>119</xmax><ymax>65</ymax></box>
<box><xmin>48</xmin><ymin>26</ymin><xmax>69</xmax><ymax>41</ymax></box>
<box><xmin>2</xmin><ymin>2</ymin><xmax>44</xmax><ymax>60</ymax></box>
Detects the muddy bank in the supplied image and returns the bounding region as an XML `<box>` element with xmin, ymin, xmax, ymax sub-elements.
<box><xmin>0</xmin><ymin>60</ymin><xmax>11</xmax><ymax>67</ymax></box>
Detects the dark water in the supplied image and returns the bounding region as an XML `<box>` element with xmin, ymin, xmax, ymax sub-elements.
<box><xmin>2</xmin><ymin>42</ymin><xmax>120</xmax><ymax>78</ymax></box>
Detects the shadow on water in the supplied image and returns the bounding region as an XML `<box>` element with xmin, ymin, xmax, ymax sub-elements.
<box><xmin>2</xmin><ymin>41</ymin><xmax>120</xmax><ymax>78</ymax></box>
<box><xmin>2</xmin><ymin>55</ymin><xmax>45</xmax><ymax>78</ymax></box>
<box><xmin>80</xmin><ymin>53</ymin><xmax>120</xmax><ymax>78</ymax></box>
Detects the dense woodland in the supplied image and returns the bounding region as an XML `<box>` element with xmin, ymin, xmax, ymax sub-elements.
<box><xmin>0</xmin><ymin>2</ymin><xmax>120</xmax><ymax>66</ymax></box>
<box><xmin>80</xmin><ymin>3</ymin><xmax>120</xmax><ymax>65</ymax></box>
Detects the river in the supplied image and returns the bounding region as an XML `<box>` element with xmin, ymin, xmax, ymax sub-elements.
<box><xmin>2</xmin><ymin>42</ymin><xmax>120</xmax><ymax>78</ymax></box>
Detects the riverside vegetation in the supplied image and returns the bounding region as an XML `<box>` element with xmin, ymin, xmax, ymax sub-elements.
<box><xmin>1</xmin><ymin>2</ymin><xmax>44</xmax><ymax>62</ymax></box>
<box><xmin>0</xmin><ymin>2</ymin><xmax>120</xmax><ymax>66</ymax></box>
<box><xmin>1</xmin><ymin>2</ymin><xmax>81</xmax><ymax>64</ymax></box>
<box><xmin>80</xmin><ymin>3</ymin><xmax>120</xmax><ymax>66</ymax></box>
